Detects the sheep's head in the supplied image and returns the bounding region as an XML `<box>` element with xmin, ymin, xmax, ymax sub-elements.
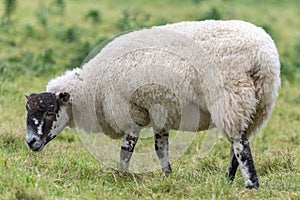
<box><xmin>25</xmin><ymin>92</ymin><xmax>70</xmax><ymax>152</ymax></box>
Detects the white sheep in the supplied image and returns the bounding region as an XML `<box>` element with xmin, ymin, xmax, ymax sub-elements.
<box><xmin>25</xmin><ymin>20</ymin><xmax>280</xmax><ymax>189</ymax></box>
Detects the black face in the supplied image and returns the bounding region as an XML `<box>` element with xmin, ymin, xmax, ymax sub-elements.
<box><xmin>25</xmin><ymin>92</ymin><xmax>70</xmax><ymax>151</ymax></box>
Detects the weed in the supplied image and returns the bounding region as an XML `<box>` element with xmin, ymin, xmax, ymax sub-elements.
<box><xmin>261</xmin><ymin>24</ymin><xmax>277</xmax><ymax>41</ymax></box>
<box><xmin>154</xmin><ymin>17</ymin><xmax>171</xmax><ymax>26</ymax></box>
<box><xmin>51</xmin><ymin>0</ymin><xmax>66</xmax><ymax>15</ymax></box>
<box><xmin>116</xmin><ymin>8</ymin><xmax>151</xmax><ymax>31</ymax></box>
<box><xmin>191</xmin><ymin>0</ymin><xmax>207</xmax><ymax>4</ymax></box>
<box><xmin>67</xmin><ymin>41</ymin><xmax>92</xmax><ymax>69</ymax></box>
<box><xmin>36</xmin><ymin>3</ymin><xmax>48</xmax><ymax>27</ymax></box>
<box><xmin>280</xmin><ymin>58</ymin><xmax>296</xmax><ymax>83</ymax></box>
<box><xmin>281</xmin><ymin>38</ymin><xmax>300</xmax><ymax>83</ymax></box>
<box><xmin>1</xmin><ymin>0</ymin><xmax>17</xmax><ymax>25</ymax></box>
<box><xmin>293</xmin><ymin>38</ymin><xmax>300</xmax><ymax>69</ymax></box>
<box><xmin>31</xmin><ymin>48</ymin><xmax>57</xmax><ymax>76</ymax></box>
<box><xmin>24</xmin><ymin>24</ymin><xmax>36</xmax><ymax>38</ymax></box>
<box><xmin>85</xmin><ymin>9</ymin><xmax>102</xmax><ymax>24</ymax></box>
<box><xmin>55</xmin><ymin>25</ymin><xmax>80</xmax><ymax>43</ymax></box>
<box><xmin>196</xmin><ymin>7</ymin><xmax>222</xmax><ymax>21</ymax></box>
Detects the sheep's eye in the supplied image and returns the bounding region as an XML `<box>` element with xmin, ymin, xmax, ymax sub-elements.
<box><xmin>47</xmin><ymin>106</ymin><xmax>55</xmax><ymax>115</ymax></box>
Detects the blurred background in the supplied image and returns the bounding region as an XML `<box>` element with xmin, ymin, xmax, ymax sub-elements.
<box><xmin>1</xmin><ymin>0</ymin><xmax>300</xmax><ymax>82</ymax></box>
<box><xmin>0</xmin><ymin>0</ymin><xmax>299</xmax><ymax>199</ymax></box>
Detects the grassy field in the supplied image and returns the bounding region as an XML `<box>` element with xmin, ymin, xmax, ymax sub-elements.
<box><xmin>0</xmin><ymin>0</ymin><xmax>300</xmax><ymax>199</ymax></box>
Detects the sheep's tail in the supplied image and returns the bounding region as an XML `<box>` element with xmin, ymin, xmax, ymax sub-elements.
<box><xmin>246</xmin><ymin>37</ymin><xmax>281</xmax><ymax>138</ymax></box>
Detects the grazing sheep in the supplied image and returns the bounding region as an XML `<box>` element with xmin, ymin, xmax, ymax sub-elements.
<box><xmin>25</xmin><ymin>20</ymin><xmax>280</xmax><ymax>189</ymax></box>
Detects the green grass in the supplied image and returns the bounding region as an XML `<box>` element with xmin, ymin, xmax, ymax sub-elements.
<box><xmin>0</xmin><ymin>0</ymin><xmax>300</xmax><ymax>199</ymax></box>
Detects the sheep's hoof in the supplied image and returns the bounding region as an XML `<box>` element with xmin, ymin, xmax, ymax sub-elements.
<box><xmin>162</xmin><ymin>164</ymin><xmax>172</xmax><ymax>177</ymax></box>
<box><xmin>245</xmin><ymin>180</ymin><xmax>260</xmax><ymax>189</ymax></box>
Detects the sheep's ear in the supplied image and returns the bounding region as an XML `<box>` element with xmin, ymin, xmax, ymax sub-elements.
<box><xmin>57</xmin><ymin>92</ymin><xmax>70</xmax><ymax>103</ymax></box>
<box><xmin>25</xmin><ymin>94</ymin><xmax>29</xmax><ymax>100</ymax></box>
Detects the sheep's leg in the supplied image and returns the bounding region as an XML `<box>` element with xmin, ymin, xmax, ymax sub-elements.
<box><xmin>154</xmin><ymin>129</ymin><xmax>172</xmax><ymax>175</ymax></box>
<box><xmin>233</xmin><ymin>133</ymin><xmax>260</xmax><ymax>189</ymax></box>
<box><xmin>225</xmin><ymin>144</ymin><xmax>239</xmax><ymax>181</ymax></box>
<box><xmin>119</xmin><ymin>131</ymin><xmax>139</xmax><ymax>171</ymax></box>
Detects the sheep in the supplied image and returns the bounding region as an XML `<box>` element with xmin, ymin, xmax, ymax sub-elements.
<box><xmin>25</xmin><ymin>20</ymin><xmax>280</xmax><ymax>189</ymax></box>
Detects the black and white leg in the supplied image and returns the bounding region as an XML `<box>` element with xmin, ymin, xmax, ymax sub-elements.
<box><xmin>225</xmin><ymin>144</ymin><xmax>239</xmax><ymax>181</ymax></box>
<box><xmin>154</xmin><ymin>129</ymin><xmax>172</xmax><ymax>175</ymax></box>
<box><xmin>119</xmin><ymin>130</ymin><xmax>140</xmax><ymax>171</ymax></box>
<box><xmin>233</xmin><ymin>133</ymin><xmax>260</xmax><ymax>189</ymax></box>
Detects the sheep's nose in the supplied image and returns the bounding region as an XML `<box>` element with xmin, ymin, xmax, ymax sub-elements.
<box><xmin>26</xmin><ymin>133</ymin><xmax>42</xmax><ymax>151</ymax></box>
<box><xmin>26</xmin><ymin>138</ymin><xmax>36</xmax><ymax>147</ymax></box>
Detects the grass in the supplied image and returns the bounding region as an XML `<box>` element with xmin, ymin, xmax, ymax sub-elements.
<box><xmin>0</xmin><ymin>0</ymin><xmax>300</xmax><ymax>199</ymax></box>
